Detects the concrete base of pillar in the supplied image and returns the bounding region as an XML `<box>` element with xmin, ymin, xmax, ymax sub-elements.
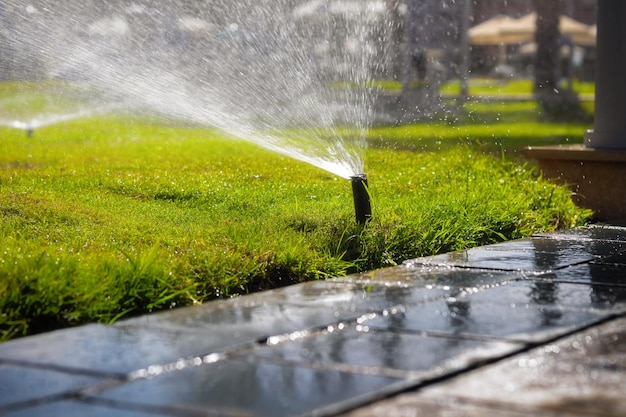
<box><xmin>524</xmin><ymin>144</ymin><xmax>626</xmax><ymax>221</ymax></box>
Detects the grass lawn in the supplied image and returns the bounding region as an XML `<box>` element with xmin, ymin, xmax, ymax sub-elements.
<box><xmin>375</xmin><ymin>77</ymin><xmax>595</xmax><ymax>97</ymax></box>
<box><xmin>0</xmin><ymin>80</ymin><xmax>594</xmax><ymax>341</ymax></box>
<box><xmin>368</xmin><ymin>100</ymin><xmax>593</xmax><ymax>154</ymax></box>
<box><xmin>439</xmin><ymin>78</ymin><xmax>595</xmax><ymax>96</ymax></box>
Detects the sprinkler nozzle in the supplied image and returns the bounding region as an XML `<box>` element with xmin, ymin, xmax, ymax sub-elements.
<box><xmin>26</xmin><ymin>128</ymin><xmax>34</xmax><ymax>137</ymax></box>
<box><xmin>351</xmin><ymin>174</ymin><xmax>371</xmax><ymax>225</ymax></box>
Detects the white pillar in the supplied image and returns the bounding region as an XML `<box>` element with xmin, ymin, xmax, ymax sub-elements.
<box><xmin>585</xmin><ymin>1</ymin><xmax>626</xmax><ymax>149</ymax></box>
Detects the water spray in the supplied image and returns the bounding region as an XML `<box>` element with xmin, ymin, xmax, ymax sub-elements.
<box><xmin>350</xmin><ymin>174</ymin><xmax>371</xmax><ymax>225</ymax></box>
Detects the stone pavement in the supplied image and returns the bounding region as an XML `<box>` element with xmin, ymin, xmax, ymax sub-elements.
<box><xmin>1</xmin><ymin>225</ymin><xmax>625</xmax><ymax>417</ymax></box>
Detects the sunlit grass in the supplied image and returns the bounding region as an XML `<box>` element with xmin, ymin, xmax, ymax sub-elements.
<box><xmin>441</xmin><ymin>78</ymin><xmax>595</xmax><ymax>96</ymax></box>
<box><xmin>368</xmin><ymin>99</ymin><xmax>592</xmax><ymax>155</ymax></box>
<box><xmin>0</xmin><ymin>81</ymin><xmax>99</xmax><ymax>119</ymax></box>
<box><xmin>0</xmin><ymin>83</ymin><xmax>593</xmax><ymax>341</ymax></box>
<box><xmin>374</xmin><ymin>77</ymin><xmax>595</xmax><ymax>97</ymax></box>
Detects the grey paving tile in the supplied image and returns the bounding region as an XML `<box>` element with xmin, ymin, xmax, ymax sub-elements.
<box><xmin>119</xmin><ymin>279</ymin><xmax>459</xmax><ymax>337</ymax></box>
<box><xmin>0</xmin><ymin>323</ymin><xmax>251</xmax><ymax>375</ymax></box>
<box><xmin>581</xmin><ymin>320</ymin><xmax>626</xmax><ymax>371</ymax></box>
<box><xmin>244</xmin><ymin>324</ymin><xmax>521</xmax><ymax>378</ymax></box>
<box><xmin>592</xmin><ymin>250</ymin><xmax>626</xmax><ymax>265</ymax></box>
<box><xmin>405</xmin><ymin>237</ymin><xmax>626</xmax><ymax>271</ymax></box>
<box><xmin>411</xmin><ymin>318</ymin><xmax>626</xmax><ymax>417</ymax></box>
<box><xmin>93</xmin><ymin>358</ymin><xmax>402</xmax><ymax>417</ymax></box>
<box><xmin>253</xmin><ymin>279</ymin><xmax>451</xmax><ymax>311</ymax></box>
<box><xmin>3</xmin><ymin>400</ymin><xmax>177</xmax><ymax>417</ymax></box>
<box><xmin>361</xmin><ymin>282</ymin><xmax>607</xmax><ymax>343</ymax></box>
<box><xmin>119</xmin><ymin>295</ymin><xmax>355</xmax><ymax>337</ymax></box>
<box><xmin>533</xmin><ymin>225</ymin><xmax>626</xmax><ymax>242</ymax></box>
<box><xmin>341</xmin><ymin>395</ymin><xmax>587</xmax><ymax>417</ymax></box>
<box><xmin>334</xmin><ymin>266</ymin><xmax>518</xmax><ymax>289</ymax></box>
<box><xmin>0</xmin><ymin>364</ymin><xmax>103</xmax><ymax>408</ymax></box>
<box><xmin>467</xmin><ymin>280</ymin><xmax>626</xmax><ymax>313</ymax></box>
<box><xmin>535</xmin><ymin>263</ymin><xmax>626</xmax><ymax>287</ymax></box>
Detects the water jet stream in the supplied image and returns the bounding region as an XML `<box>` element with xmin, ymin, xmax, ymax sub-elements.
<box><xmin>0</xmin><ymin>106</ymin><xmax>116</xmax><ymax>136</ymax></box>
<box><xmin>3</xmin><ymin>0</ymin><xmax>389</xmax><ymax>219</ymax></box>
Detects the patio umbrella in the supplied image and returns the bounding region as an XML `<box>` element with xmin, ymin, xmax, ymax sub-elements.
<box><xmin>499</xmin><ymin>12</ymin><xmax>594</xmax><ymax>45</ymax></box>
<box><xmin>579</xmin><ymin>25</ymin><xmax>596</xmax><ymax>46</ymax></box>
<box><xmin>468</xmin><ymin>14</ymin><xmax>517</xmax><ymax>45</ymax></box>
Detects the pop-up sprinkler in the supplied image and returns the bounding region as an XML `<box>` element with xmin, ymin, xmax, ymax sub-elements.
<box><xmin>350</xmin><ymin>174</ymin><xmax>371</xmax><ymax>225</ymax></box>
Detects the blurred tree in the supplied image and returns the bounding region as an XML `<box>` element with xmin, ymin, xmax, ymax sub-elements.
<box><xmin>533</xmin><ymin>0</ymin><xmax>561</xmax><ymax>93</ymax></box>
<box><xmin>533</xmin><ymin>0</ymin><xmax>587</xmax><ymax>120</ymax></box>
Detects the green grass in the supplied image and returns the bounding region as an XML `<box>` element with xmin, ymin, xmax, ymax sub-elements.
<box><xmin>368</xmin><ymin>100</ymin><xmax>592</xmax><ymax>155</ymax></box>
<box><xmin>0</xmin><ymin>82</ymin><xmax>593</xmax><ymax>341</ymax></box>
<box><xmin>440</xmin><ymin>78</ymin><xmax>595</xmax><ymax>96</ymax></box>
<box><xmin>375</xmin><ymin>78</ymin><xmax>595</xmax><ymax>97</ymax></box>
<box><xmin>0</xmin><ymin>81</ymin><xmax>99</xmax><ymax>119</ymax></box>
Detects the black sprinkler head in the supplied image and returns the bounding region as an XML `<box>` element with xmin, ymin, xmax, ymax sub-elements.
<box><xmin>350</xmin><ymin>174</ymin><xmax>371</xmax><ymax>225</ymax></box>
<box><xmin>26</xmin><ymin>128</ymin><xmax>34</xmax><ymax>137</ymax></box>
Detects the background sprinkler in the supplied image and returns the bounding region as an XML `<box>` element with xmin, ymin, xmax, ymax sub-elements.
<box><xmin>26</xmin><ymin>127</ymin><xmax>34</xmax><ymax>137</ymax></box>
<box><xmin>351</xmin><ymin>174</ymin><xmax>371</xmax><ymax>225</ymax></box>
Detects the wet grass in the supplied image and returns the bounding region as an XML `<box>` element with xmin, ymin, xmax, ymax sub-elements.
<box><xmin>369</xmin><ymin>100</ymin><xmax>593</xmax><ymax>156</ymax></box>
<box><xmin>0</xmin><ymin>85</ymin><xmax>593</xmax><ymax>341</ymax></box>
<box><xmin>375</xmin><ymin>77</ymin><xmax>595</xmax><ymax>96</ymax></box>
<box><xmin>0</xmin><ymin>81</ymin><xmax>98</xmax><ymax>119</ymax></box>
<box><xmin>439</xmin><ymin>78</ymin><xmax>595</xmax><ymax>96</ymax></box>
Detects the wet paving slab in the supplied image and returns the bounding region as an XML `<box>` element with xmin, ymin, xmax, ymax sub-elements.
<box><xmin>343</xmin><ymin>317</ymin><xmax>626</xmax><ymax>417</ymax></box>
<box><xmin>0</xmin><ymin>322</ymin><xmax>256</xmax><ymax>376</ymax></box>
<box><xmin>1</xmin><ymin>400</ymin><xmax>171</xmax><ymax>417</ymax></box>
<box><xmin>533</xmin><ymin>224</ymin><xmax>626</xmax><ymax>241</ymax></box>
<box><xmin>335</xmin><ymin>265</ymin><xmax>518</xmax><ymax>288</ymax></box>
<box><xmin>92</xmin><ymin>358</ymin><xmax>404</xmax><ymax>417</ymax></box>
<box><xmin>360</xmin><ymin>292</ymin><xmax>609</xmax><ymax>344</ymax></box>
<box><xmin>462</xmin><ymin>278</ymin><xmax>626</xmax><ymax>313</ymax></box>
<box><xmin>1</xmin><ymin>225</ymin><xmax>625</xmax><ymax>416</ymax></box>
<box><xmin>405</xmin><ymin>235</ymin><xmax>626</xmax><ymax>272</ymax></box>
<box><xmin>536</xmin><ymin>262</ymin><xmax>626</xmax><ymax>286</ymax></box>
<box><xmin>0</xmin><ymin>363</ymin><xmax>106</xmax><ymax>409</ymax></box>
<box><xmin>242</xmin><ymin>324</ymin><xmax>521</xmax><ymax>379</ymax></box>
